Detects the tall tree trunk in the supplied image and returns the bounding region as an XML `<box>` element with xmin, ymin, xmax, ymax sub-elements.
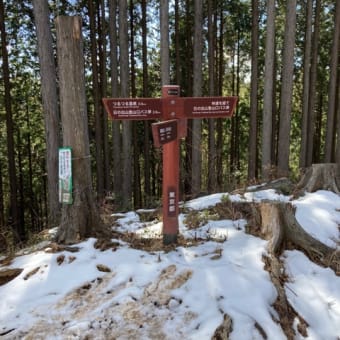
<box><xmin>0</xmin><ymin>160</ymin><xmax>4</xmax><ymax>227</ymax></box>
<box><xmin>160</xmin><ymin>0</ymin><xmax>170</xmax><ymax>85</ymax></box>
<box><xmin>191</xmin><ymin>0</ymin><xmax>203</xmax><ymax>197</ymax></box>
<box><xmin>248</xmin><ymin>0</ymin><xmax>259</xmax><ymax>181</ymax></box>
<box><xmin>26</xmin><ymin>102</ymin><xmax>36</xmax><ymax>231</ymax></box>
<box><xmin>0</xmin><ymin>0</ymin><xmax>22</xmax><ymax>240</ymax></box>
<box><xmin>324</xmin><ymin>0</ymin><xmax>340</xmax><ymax>162</ymax></box>
<box><xmin>174</xmin><ymin>0</ymin><xmax>180</xmax><ymax>85</ymax></box>
<box><xmin>108</xmin><ymin>0</ymin><xmax>122</xmax><ymax>201</ymax></box>
<box><xmin>129</xmin><ymin>0</ymin><xmax>141</xmax><ymax>208</ymax></box>
<box><xmin>262</xmin><ymin>0</ymin><xmax>276</xmax><ymax>180</ymax></box>
<box><xmin>216</xmin><ymin>7</ymin><xmax>224</xmax><ymax>191</ymax></box>
<box><xmin>141</xmin><ymin>0</ymin><xmax>151</xmax><ymax>205</ymax></box>
<box><xmin>119</xmin><ymin>0</ymin><xmax>132</xmax><ymax>210</ymax></box>
<box><xmin>16</xmin><ymin>131</ymin><xmax>25</xmax><ymax>238</ymax></box>
<box><xmin>208</xmin><ymin>0</ymin><xmax>216</xmax><ymax>192</ymax></box>
<box><xmin>277</xmin><ymin>0</ymin><xmax>297</xmax><ymax>177</ymax></box>
<box><xmin>55</xmin><ymin>16</ymin><xmax>108</xmax><ymax>244</ymax></box>
<box><xmin>32</xmin><ymin>0</ymin><xmax>60</xmax><ymax>228</ymax></box>
<box><xmin>99</xmin><ymin>0</ymin><xmax>110</xmax><ymax>193</ymax></box>
<box><xmin>234</xmin><ymin>27</ymin><xmax>241</xmax><ymax>173</ymax></box>
<box><xmin>183</xmin><ymin>0</ymin><xmax>192</xmax><ymax>196</ymax></box>
<box><xmin>299</xmin><ymin>0</ymin><xmax>313</xmax><ymax>169</ymax></box>
<box><xmin>313</xmin><ymin>86</ymin><xmax>324</xmax><ymax>163</ymax></box>
<box><xmin>306</xmin><ymin>0</ymin><xmax>321</xmax><ymax>166</ymax></box>
<box><xmin>88</xmin><ymin>0</ymin><xmax>104</xmax><ymax>197</ymax></box>
<box><xmin>335</xmin><ymin>76</ymin><xmax>340</xmax><ymax>177</ymax></box>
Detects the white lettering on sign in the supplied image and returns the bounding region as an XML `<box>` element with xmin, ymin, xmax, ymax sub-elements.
<box><xmin>111</xmin><ymin>101</ymin><xmax>139</xmax><ymax>107</ymax></box>
<box><xmin>112</xmin><ymin>109</ymin><xmax>160</xmax><ymax>116</ymax></box>
<box><xmin>192</xmin><ymin>104</ymin><xmax>230</xmax><ymax>113</ymax></box>
<box><xmin>168</xmin><ymin>190</ymin><xmax>176</xmax><ymax>216</ymax></box>
<box><xmin>159</xmin><ymin>123</ymin><xmax>175</xmax><ymax>143</ymax></box>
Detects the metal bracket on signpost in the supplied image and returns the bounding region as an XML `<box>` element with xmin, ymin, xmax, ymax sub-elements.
<box><xmin>102</xmin><ymin>85</ymin><xmax>237</xmax><ymax>244</ymax></box>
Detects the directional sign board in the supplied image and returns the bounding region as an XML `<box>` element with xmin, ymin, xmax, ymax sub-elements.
<box><xmin>183</xmin><ymin>96</ymin><xmax>237</xmax><ymax>118</ymax></box>
<box><xmin>102</xmin><ymin>86</ymin><xmax>237</xmax><ymax>245</ymax></box>
<box><xmin>102</xmin><ymin>98</ymin><xmax>162</xmax><ymax>120</ymax></box>
<box><xmin>103</xmin><ymin>96</ymin><xmax>237</xmax><ymax>121</ymax></box>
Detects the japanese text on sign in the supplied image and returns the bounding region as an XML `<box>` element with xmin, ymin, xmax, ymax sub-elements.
<box><xmin>103</xmin><ymin>98</ymin><xmax>162</xmax><ymax>120</ymax></box>
<box><xmin>59</xmin><ymin>147</ymin><xmax>73</xmax><ymax>204</ymax></box>
<box><xmin>184</xmin><ymin>97</ymin><xmax>237</xmax><ymax>118</ymax></box>
<box><xmin>168</xmin><ymin>188</ymin><xmax>177</xmax><ymax>217</ymax></box>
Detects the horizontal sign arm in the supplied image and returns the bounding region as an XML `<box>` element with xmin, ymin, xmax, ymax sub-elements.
<box><xmin>103</xmin><ymin>96</ymin><xmax>237</xmax><ymax>121</ymax></box>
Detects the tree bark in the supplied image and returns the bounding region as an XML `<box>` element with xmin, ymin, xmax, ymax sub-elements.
<box><xmin>191</xmin><ymin>0</ymin><xmax>203</xmax><ymax>197</ymax></box>
<box><xmin>324</xmin><ymin>1</ymin><xmax>340</xmax><ymax>162</ymax></box>
<box><xmin>88</xmin><ymin>0</ymin><xmax>104</xmax><ymax>197</ymax></box>
<box><xmin>0</xmin><ymin>0</ymin><xmax>22</xmax><ymax>240</ymax></box>
<box><xmin>262</xmin><ymin>0</ymin><xmax>275</xmax><ymax>180</ymax></box>
<box><xmin>55</xmin><ymin>16</ymin><xmax>109</xmax><ymax>244</ymax></box>
<box><xmin>277</xmin><ymin>0</ymin><xmax>297</xmax><ymax>177</ymax></box>
<box><xmin>99</xmin><ymin>0</ymin><xmax>110</xmax><ymax>193</ymax></box>
<box><xmin>306</xmin><ymin>0</ymin><xmax>321</xmax><ymax>166</ymax></box>
<box><xmin>160</xmin><ymin>0</ymin><xmax>170</xmax><ymax>85</ymax></box>
<box><xmin>248</xmin><ymin>0</ymin><xmax>259</xmax><ymax>181</ymax></box>
<box><xmin>299</xmin><ymin>0</ymin><xmax>313</xmax><ymax>169</ymax></box>
<box><xmin>0</xmin><ymin>160</ymin><xmax>4</xmax><ymax>227</ymax></box>
<box><xmin>259</xmin><ymin>201</ymin><xmax>339</xmax><ymax>273</ymax></box>
<box><xmin>141</xmin><ymin>0</ymin><xmax>152</xmax><ymax>205</ymax></box>
<box><xmin>32</xmin><ymin>0</ymin><xmax>61</xmax><ymax>228</ymax></box>
<box><xmin>294</xmin><ymin>163</ymin><xmax>340</xmax><ymax>196</ymax></box>
<box><xmin>207</xmin><ymin>0</ymin><xmax>216</xmax><ymax>192</ymax></box>
<box><xmin>119</xmin><ymin>0</ymin><xmax>132</xmax><ymax>210</ymax></box>
<box><xmin>108</xmin><ymin>0</ymin><xmax>122</xmax><ymax>201</ymax></box>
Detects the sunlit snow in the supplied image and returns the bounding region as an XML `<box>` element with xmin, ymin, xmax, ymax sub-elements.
<box><xmin>0</xmin><ymin>189</ymin><xmax>339</xmax><ymax>339</ymax></box>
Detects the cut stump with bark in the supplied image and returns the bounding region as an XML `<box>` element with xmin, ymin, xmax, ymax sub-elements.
<box><xmin>258</xmin><ymin>201</ymin><xmax>339</xmax><ymax>274</ymax></box>
<box><xmin>217</xmin><ymin>199</ymin><xmax>339</xmax><ymax>274</ymax></box>
<box><xmin>294</xmin><ymin>163</ymin><xmax>340</xmax><ymax>197</ymax></box>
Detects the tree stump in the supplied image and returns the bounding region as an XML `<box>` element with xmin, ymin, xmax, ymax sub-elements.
<box><xmin>259</xmin><ymin>201</ymin><xmax>339</xmax><ymax>273</ymax></box>
<box><xmin>294</xmin><ymin>163</ymin><xmax>340</xmax><ymax>197</ymax></box>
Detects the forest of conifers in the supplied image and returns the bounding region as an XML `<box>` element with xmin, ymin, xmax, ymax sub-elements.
<box><xmin>0</xmin><ymin>0</ymin><xmax>339</xmax><ymax>244</ymax></box>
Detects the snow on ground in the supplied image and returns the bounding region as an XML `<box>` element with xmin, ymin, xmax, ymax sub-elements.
<box><xmin>0</xmin><ymin>189</ymin><xmax>339</xmax><ymax>339</ymax></box>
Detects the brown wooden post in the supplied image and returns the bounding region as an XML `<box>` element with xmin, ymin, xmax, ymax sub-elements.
<box><xmin>161</xmin><ymin>85</ymin><xmax>180</xmax><ymax>244</ymax></box>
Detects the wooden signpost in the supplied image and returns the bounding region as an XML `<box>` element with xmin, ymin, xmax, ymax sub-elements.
<box><xmin>103</xmin><ymin>85</ymin><xmax>237</xmax><ymax>244</ymax></box>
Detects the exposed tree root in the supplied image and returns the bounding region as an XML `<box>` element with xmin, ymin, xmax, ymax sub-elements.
<box><xmin>212</xmin><ymin>313</ymin><xmax>233</xmax><ymax>340</ymax></box>
<box><xmin>0</xmin><ymin>268</ymin><xmax>23</xmax><ymax>286</ymax></box>
<box><xmin>263</xmin><ymin>254</ymin><xmax>307</xmax><ymax>339</ymax></box>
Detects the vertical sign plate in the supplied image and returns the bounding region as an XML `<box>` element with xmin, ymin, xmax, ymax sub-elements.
<box><xmin>59</xmin><ymin>147</ymin><xmax>73</xmax><ymax>204</ymax></box>
<box><xmin>151</xmin><ymin>120</ymin><xmax>178</xmax><ymax>147</ymax></box>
